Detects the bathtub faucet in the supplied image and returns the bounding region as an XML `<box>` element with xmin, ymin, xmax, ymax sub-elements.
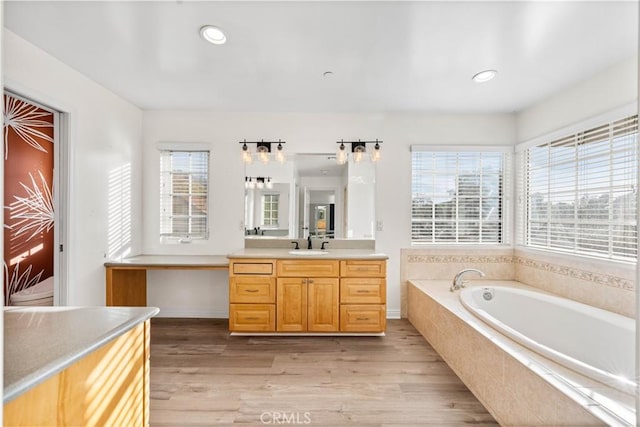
<box><xmin>450</xmin><ymin>268</ymin><xmax>485</xmax><ymax>292</ymax></box>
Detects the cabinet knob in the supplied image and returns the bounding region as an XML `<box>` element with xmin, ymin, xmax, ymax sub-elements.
<box><xmin>308</xmin><ymin>279</ymin><xmax>314</xmax><ymax>284</ymax></box>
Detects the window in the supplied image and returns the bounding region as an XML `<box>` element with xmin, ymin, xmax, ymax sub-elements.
<box><xmin>262</xmin><ymin>194</ymin><xmax>279</xmax><ymax>226</ymax></box>
<box><xmin>523</xmin><ymin>115</ymin><xmax>637</xmax><ymax>260</ymax></box>
<box><xmin>411</xmin><ymin>149</ymin><xmax>506</xmax><ymax>244</ymax></box>
<box><xmin>160</xmin><ymin>150</ymin><xmax>209</xmax><ymax>240</ymax></box>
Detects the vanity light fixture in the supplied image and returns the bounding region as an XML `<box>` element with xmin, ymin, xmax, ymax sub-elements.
<box><xmin>472</xmin><ymin>69</ymin><xmax>497</xmax><ymax>83</ymax></box>
<box><xmin>200</xmin><ymin>25</ymin><xmax>227</xmax><ymax>45</ymax></box>
<box><xmin>239</xmin><ymin>140</ymin><xmax>286</xmax><ymax>164</ymax></box>
<box><xmin>335</xmin><ymin>139</ymin><xmax>383</xmax><ymax>164</ymax></box>
<box><xmin>245</xmin><ymin>176</ymin><xmax>272</xmax><ymax>190</ymax></box>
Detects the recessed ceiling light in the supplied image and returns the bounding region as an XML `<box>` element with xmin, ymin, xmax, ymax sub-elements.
<box><xmin>472</xmin><ymin>69</ymin><xmax>497</xmax><ymax>83</ymax></box>
<box><xmin>200</xmin><ymin>25</ymin><xmax>227</xmax><ymax>45</ymax></box>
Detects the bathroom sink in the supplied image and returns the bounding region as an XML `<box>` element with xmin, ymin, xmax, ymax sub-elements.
<box><xmin>288</xmin><ymin>250</ymin><xmax>329</xmax><ymax>256</ymax></box>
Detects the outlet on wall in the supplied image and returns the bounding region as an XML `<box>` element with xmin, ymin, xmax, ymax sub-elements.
<box><xmin>376</xmin><ymin>220</ymin><xmax>383</xmax><ymax>231</ymax></box>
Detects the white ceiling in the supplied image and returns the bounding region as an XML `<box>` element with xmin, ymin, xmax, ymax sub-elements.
<box><xmin>4</xmin><ymin>1</ymin><xmax>638</xmax><ymax>113</ymax></box>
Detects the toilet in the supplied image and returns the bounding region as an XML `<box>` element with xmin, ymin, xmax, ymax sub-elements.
<box><xmin>11</xmin><ymin>276</ymin><xmax>54</xmax><ymax>306</ymax></box>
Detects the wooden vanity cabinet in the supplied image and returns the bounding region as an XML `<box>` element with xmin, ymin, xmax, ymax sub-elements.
<box><xmin>228</xmin><ymin>259</ymin><xmax>276</xmax><ymax>332</ymax></box>
<box><xmin>228</xmin><ymin>257</ymin><xmax>386</xmax><ymax>334</ymax></box>
<box><xmin>339</xmin><ymin>260</ymin><xmax>386</xmax><ymax>332</ymax></box>
<box><xmin>276</xmin><ymin>260</ymin><xmax>339</xmax><ymax>332</ymax></box>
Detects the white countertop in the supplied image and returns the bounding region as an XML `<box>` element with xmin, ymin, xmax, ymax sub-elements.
<box><xmin>228</xmin><ymin>248</ymin><xmax>388</xmax><ymax>260</ymax></box>
<box><xmin>4</xmin><ymin>306</ymin><xmax>159</xmax><ymax>403</ymax></box>
<box><xmin>104</xmin><ymin>254</ymin><xmax>229</xmax><ymax>268</ymax></box>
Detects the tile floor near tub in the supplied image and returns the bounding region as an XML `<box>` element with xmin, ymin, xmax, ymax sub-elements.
<box><xmin>149</xmin><ymin>318</ymin><xmax>498</xmax><ymax>426</ymax></box>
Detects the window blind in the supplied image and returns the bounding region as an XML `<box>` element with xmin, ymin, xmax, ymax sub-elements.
<box><xmin>525</xmin><ymin>115</ymin><xmax>637</xmax><ymax>260</ymax></box>
<box><xmin>159</xmin><ymin>150</ymin><xmax>209</xmax><ymax>240</ymax></box>
<box><xmin>411</xmin><ymin>151</ymin><xmax>505</xmax><ymax>243</ymax></box>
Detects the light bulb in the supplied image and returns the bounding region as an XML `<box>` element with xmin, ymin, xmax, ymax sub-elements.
<box><xmin>256</xmin><ymin>179</ymin><xmax>264</xmax><ymax>189</ymax></box>
<box><xmin>336</xmin><ymin>142</ymin><xmax>347</xmax><ymax>165</ymax></box>
<box><xmin>276</xmin><ymin>142</ymin><xmax>285</xmax><ymax>163</ymax></box>
<box><xmin>257</xmin><ymin>146</ymin><xmax>270</xmax><ymax>164</ymax></box>
<box><xmin>353</xmin><ymin>145</ymin><xmax>365</xmax><ymax>163</ymax></box>
<box><xmin>371</xmin><ymin>142</ymin><xmax>381</xmax><ymax>162</ymax></box>
<box><xmin>266</xmin><ymin>178</ymin><xmax>274</xmax><ymax>189</ymax></box>
<box><xmin>242</xmin><ymin>142</ymin><xmax>253</xmax><ymax>164</ymax></box>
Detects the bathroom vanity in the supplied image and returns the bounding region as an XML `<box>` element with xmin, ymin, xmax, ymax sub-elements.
<box><xmin>228</xmin><ymin>249</ymin><xmax>387</xmax><ymax>334</ymax></box>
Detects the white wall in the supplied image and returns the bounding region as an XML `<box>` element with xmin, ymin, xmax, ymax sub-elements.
<box><xmin>3</xmin><ymin>30</ymin><xmax>144</xmax><ymax>305</ymax></box>
<box><xmin>516</xmin><ymin>56</ymin><xmax>638</xmax><ymax>142</ymax></box>
<box><xmin>142</xmin><ymin>112</ymin><xmax>516</xmax><ymax>318</ymax></box>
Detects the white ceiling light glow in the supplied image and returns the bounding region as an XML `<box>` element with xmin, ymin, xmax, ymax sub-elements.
<box><xmin>200</xmin><ymin>25</ymin><xmax>227</xmax><ymax>45</ymax></box>
<box><xmin>472</xmin><ymin>69</ymin><xmax>498</xmax><ymax>83</ymax></box>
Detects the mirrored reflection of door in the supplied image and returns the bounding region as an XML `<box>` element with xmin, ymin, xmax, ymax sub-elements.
<box><xmin>306</xmin><ymin>189</ymin><xmax>335</xmax><ymax>238</ymax></box>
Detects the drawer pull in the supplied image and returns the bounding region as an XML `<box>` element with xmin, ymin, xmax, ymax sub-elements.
<box><xmin>244</xmin><ymin>289</ymin><xmax>259</xmax><ymax>293</ymax></box>
<box><xmin>356</xmin><ymin>317</ymin><xmax>370</xmax><ymax>321</ymax></box>
<box><xmin>244</xmin><ymin>317</ymin><xmax>259</xmax><ymax>321</ymax></box>
<box><xmin>356</xmin><ymin>290</ymin><xmax>370</xmax><ymax>293</ymax></box>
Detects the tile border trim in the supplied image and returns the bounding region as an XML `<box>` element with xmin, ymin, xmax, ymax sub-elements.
<box><xmin>513</xmin><ymin>256</ymin><xmax>634</xmax><ymax>291</ymax></box>
<box><xmin>406</xmin><ymin>255</ymin><xmax>513</xmax><ymax>264</ymax></box>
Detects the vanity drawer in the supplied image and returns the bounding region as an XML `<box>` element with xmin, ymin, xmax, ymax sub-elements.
<box><xmin>339</xmin><ymin>305</ymin><xmax>386</xmax><ymax>332</ymax></box>
<box><xmin>230</xmin><ymin>259</ymin><xmax>275</xmax><ymax>276</ymax></box>
<box><xmin>276</xmin><ymin>260</ymin><xmax>340</xmax><ymax>277</ymax></box>
<box><xmin>230</xmin><ymin>277</ymin><xmax>276</xmax><ymax>303</ymax></box>
<box><xmin>340</xmin><ymin>278</ymin><xmax>386</xmax><ymax>304</ymax></box>
<box><xmin>340</xmin><ymin>260</ymin><xmax>386</xmax><ymax>277</ymax></box>
<box><xmin>229</xmin><ymin>304</ymin><xmax>275</xmax><ymax>332</ymax></box>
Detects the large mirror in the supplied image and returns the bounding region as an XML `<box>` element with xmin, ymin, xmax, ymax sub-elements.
<box><xmin>244</xmin><ymin>154</ymin><xmax>376</xmax><ymax>240</ymax></box>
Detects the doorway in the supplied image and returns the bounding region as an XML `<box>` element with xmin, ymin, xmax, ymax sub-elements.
<box><xmin>3</xmin><ymin>91</ymin><xmax>65</xmax><ymax>306</ymax></box>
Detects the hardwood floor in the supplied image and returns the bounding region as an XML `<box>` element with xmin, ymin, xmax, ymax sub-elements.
<box><xmin>149</xmin><ymin>318</ymin><xmax>498</xmax><ymax>426</ymax></box>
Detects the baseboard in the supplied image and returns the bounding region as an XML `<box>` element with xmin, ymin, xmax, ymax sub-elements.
<box><xmin>155</xmin><ymin>308</ymin><xmax>401</xmax><ymax>319</ymax></box>
<box><xmin>386</xmin><ymin>309</ymin><xmax>401</xmax><ymax>319</ymax></box>
<box><xmin>154</xmin><ymin>309</ymin><xmax>228</xmax><ymax>318</ymax></box>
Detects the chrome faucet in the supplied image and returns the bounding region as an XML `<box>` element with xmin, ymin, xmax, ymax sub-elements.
<box><xmin>450</xmin><ymin>268</ymin><xmax>485</xmax><ymax>292</ymax></box>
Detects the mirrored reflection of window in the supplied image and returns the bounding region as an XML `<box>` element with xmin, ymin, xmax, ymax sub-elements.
<box><xmin>262</xmin><ymin>194</ymin><xmax>279</xmax><ymax>226</ymax></box>
<box><xmin>159</xmin><ymin>150</ymin><xmax>209</xmax><ymax>241</ymax></box>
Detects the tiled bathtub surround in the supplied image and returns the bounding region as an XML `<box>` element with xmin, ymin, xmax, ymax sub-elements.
<box><xmin>400</xmin><ymin>247</ymin><xmax>635</xmax><ymax>318</ymax></box>
<box><xmin>400</xmin><ymin>247</ymin><xmax>515</xmax><ymax>317</ymax></box>
<box><xmin>407</xmin><ymin>280</ymin><xmax>635</xmax><ymax>426</ymax></box>
<box><xmin>513</xmin><ymin>248</ymin><xmax>635</xmax><ymax>318</ymax></box>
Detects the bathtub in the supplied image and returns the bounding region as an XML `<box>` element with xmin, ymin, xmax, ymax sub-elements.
<box><xmin>459</xmin><ymin>285</ymin><xmax>636</xmax><ymax>395</ymax></box>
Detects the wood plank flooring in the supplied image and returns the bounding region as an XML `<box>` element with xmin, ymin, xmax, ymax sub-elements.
<box><xmin>150</xmin><ymin>318</ymin><xmax>497</xmax><ymax>426</ymax></box>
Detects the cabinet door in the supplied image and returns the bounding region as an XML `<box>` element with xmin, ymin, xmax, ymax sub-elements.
<box><xmin>229</xmin><ymin>304</ymin><xmax>275</xmax><ymax>332</ymax></box>
<box><xmin>277</xmin><ymin>278</ymin><xmax>308</xmax><ymax>332</ymax></box>
<box><xmin>340</xmin><ymin>304</ymin><xmax>386</xmax><ymax>332</ymax></box>
<box><xmin>229</xmin><ymin>276</ymin><xmax>276</xmax><ymax>303</ymax></box>
<box><xmin>277</xmin><ymin>260</ymin><xmax>339</xmax><ymax>277</ymax></box>
<box><xmin>340</xmin><ymin>278</ymin><xmax>386</xmax><ymax>304</ymax></box>
<box><xmin>340</xmin><ymin>260</ymin><xmax>386</xmax><ymax>277</ymax></box>
<box><xmin>307</xmin><ymin>278</ymin><xmax>339</xmax><ymax>332</ymax></box>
